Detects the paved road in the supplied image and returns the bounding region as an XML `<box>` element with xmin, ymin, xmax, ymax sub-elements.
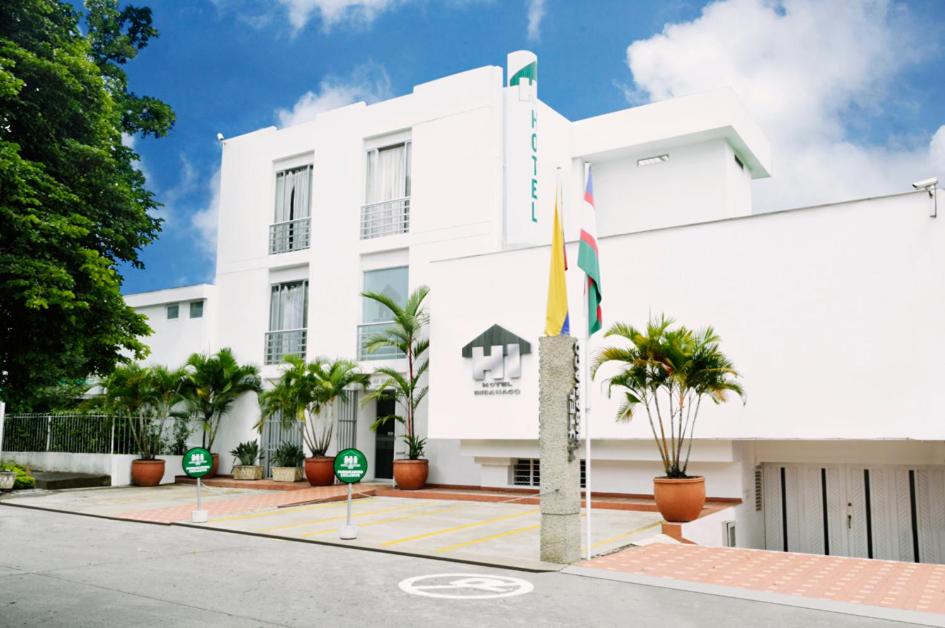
<box><xmin>0</xmin><ymin>506</ymin><xmax>913</xmax><ymax>628</ymax></box>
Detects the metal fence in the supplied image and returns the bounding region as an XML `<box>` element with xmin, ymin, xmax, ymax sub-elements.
<box><xmin>357</xmin><ymin>322</ymin><xmax>405</xmax><ymax>360</ymax></box>
<box><xmin>360</xmin><ymin>197</ymin><xmax>410</xmax><ymax>240</ymax></box>
<box><xmin>0</xmin><ymin>413</ymin><xmax>192</xmax><ymax>456</ymax></box>
<box><xmin>269</xmin><ymin>217</ymin><xmax>311</xmax><ymax>254</ymax></box>
<box><xmin>260</xmin><ymin>413</ymin><xmax>303</xmax><ymax>477</ymax></box>
<box><xmin>265</xmin><ymin>329</ymin><xmax>307</xmax><ymax>364</ymax></box>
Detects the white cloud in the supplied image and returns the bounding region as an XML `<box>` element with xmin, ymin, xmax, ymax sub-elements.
<box><xmin>276</xmin><ymin>0</ymin><xmax>399</xmax><ymax>33</ymax></box>
<box><xmin>191</xmin><ymin>168</ymin><xmax>221</xmax><ymax>259</ymax></box>
<box><xmin>624</xmin><ymin>0</ymin><xmax>945</xmax><ymax>211</ymax></box>
<box><xmin>526</xmin><ymin>0</ymin><xmax>545</xmax><ymax>41</ymax></box>
<box><xmin>275</xmin><ymin>63</ymin><xmax>393</xmax><ymax>127</ymax></box>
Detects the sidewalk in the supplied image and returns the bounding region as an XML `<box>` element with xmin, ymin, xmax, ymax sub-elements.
<box><xmin>568</xmin><ymin>543</ymin><xmax>945</xmax><ymax>626</ymax></box>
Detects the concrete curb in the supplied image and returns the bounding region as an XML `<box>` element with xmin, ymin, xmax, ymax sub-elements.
<box><xmin>562</xmin><ymin>565</ymin><xmax>945</xmax><ymax>627</ymax></box>
<box><xmin>0</xmin><ymin>500</ymin><xmax>171</xmax><ymax>526</ymax></box>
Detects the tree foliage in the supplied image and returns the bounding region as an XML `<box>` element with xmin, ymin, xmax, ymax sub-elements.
<box><xmin>361</xmin><ymin>286</ymin><xmax>430</xmax><ymax>460</ymax></box>
<box><xmin>0</xmin><ymin>0</ymin><xmax>174</xmax><ymax>410</ymax></box>
<box><xmin>593</xmin><ymin>315</ymin><xmax>745</xmax><ymax>478</ymax></box>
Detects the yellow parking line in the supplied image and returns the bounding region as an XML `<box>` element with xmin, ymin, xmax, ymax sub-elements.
<box><xmin>209</xmin><ymin>498</ymin><xmax>358</xmax><ymax>524</ymax></box>
<box><xmin>299</xmin><ymin>502</ymin><xmax>467</xmax><ymax>538</ymax></box>
<box><xmin>257</xmin><ymin>500</ymin><xmax>438</xmax><ymax>533</ymax></box>
<box><xmin>381</xmin><ymin>508</ymin><xmax>540</xmax><ymax>547</ymax></box>
<box><xmin>590</xmin><ymin>520</ymin><xmax>663</xmax><ymax>549</ymax></box>
<box><xmin>434</xmin><ymin>523</ymin><xmax>540</xmax><ymax>554</ymax></box>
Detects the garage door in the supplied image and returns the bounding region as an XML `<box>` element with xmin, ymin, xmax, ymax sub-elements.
<box><xmin>762</xmin><ymin>463</ymin><xmax>945</xmax><ymax>563</ymax></box>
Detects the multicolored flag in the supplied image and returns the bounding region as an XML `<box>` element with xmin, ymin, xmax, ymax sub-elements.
<box><xmin>577</xmin><ymin>169</ymin><xmax>603</xmax><ymax>336</ymax></box>
<box><xmin>544</xmin><ymin>194</ymin><xmax>570</xmax><ymax>336</ymax></box>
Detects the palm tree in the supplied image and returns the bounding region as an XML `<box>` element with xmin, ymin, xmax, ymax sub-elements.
<box><xmin>181</xmin><ymin>348</ymin><xmax>262</xmax><ymax>452</ymax></box>
<box><xmin>98</xmin><ymin>364</ymin><xmax>185</xmax><ymax>460</ymax></box>
<box><xmin>593</xmin><ymin>315</ymin><xmax>745</xmax><ymax>478</ymax></box>
<box><xmin>361</xmin><ymin>285</ymin><xmax>430</xmax><ymax>460</ymax></box>
<box><xmin>260</xmin><ymin>356</ymin><xmax>368</xmax><ymax>457</ymax></box>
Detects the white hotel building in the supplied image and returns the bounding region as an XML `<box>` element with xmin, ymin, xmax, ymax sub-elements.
<box><xmin>126</xmin><ymin>52</ymin><xmax>945</xmax><ymax>562</ymax></box>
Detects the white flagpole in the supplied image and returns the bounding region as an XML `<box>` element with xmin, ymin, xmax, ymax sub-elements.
<box><xmin>581</xmin><ymin>161</ymin><xmax>593</xmax><ymax>561</ymax></box>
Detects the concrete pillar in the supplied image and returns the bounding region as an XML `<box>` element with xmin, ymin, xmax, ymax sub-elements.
<box><xmin>538</xmin><ymin>336</ymin><xmax>581</xmax><ymax>563</ymax></box>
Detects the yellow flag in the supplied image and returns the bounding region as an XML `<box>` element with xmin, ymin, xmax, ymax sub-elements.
<box><xmin>544</xmin><ymin>195</ymin><xmax>570</xmax><ymax>336</ymax></box>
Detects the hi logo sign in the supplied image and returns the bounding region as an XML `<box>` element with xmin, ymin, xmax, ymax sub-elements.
<box><xmin>461</xmin><ymin>324</ymin><xmax>531</xmax><ymax>396</ymax></box>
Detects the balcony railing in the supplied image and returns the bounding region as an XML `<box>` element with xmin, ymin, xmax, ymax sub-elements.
<box><xmin>265</xmin><ymin>329</ymin><xmax>307</xmax><ymax>364</ymax></box>
<box><xmin>269</xmin><ymin>217</ymin><xmax>311</xmax><ymax>254</ymax></box>
<box><xmin>360</xmin><ymin>197</ymin><xmax>410</xmax><ymax>240</ymax></box>
<box><xmin>358</xmin><ymin>322</ymin><xmax>405</xmax><ymax>360</ymax></box>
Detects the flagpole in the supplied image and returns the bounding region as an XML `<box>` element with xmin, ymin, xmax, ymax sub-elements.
<box><xmin>583</xmin><ymin>219</ymin><xmax>593</xmax><ymax>560</ymax></box>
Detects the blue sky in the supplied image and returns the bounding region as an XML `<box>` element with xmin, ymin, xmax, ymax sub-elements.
<box><xmin>115</xmin><ymin>0</ymin><xmax>945</xmax><ymax>294</ymax></box>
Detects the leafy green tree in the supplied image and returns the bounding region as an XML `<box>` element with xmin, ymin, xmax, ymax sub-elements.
<box><xmin>0</xmin><ymin>0</ymin><xmax>174</xmax><ymax>410</ymax></box>
<box><xmin>181</xmin><ymin>349</ymin><xmax>262</xmax><ymax>452</ymax></box>
<box><xmin>361</xmin><ymin>286</ymin><xmax>430</xmax><ymax>460</ymax></box>
<box><xmin>593</xmin><ymin>315</ymin><xmax>745</xmax><ymax>478</ymax></box>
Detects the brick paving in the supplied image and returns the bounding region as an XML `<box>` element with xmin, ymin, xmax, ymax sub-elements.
<box><xmin>581</xmin><ymin>543</ymin><xmax>945</xmax><ymax>614</ymax></box>
<box><xmin>117</xmin><ymin>485</ymin><xmax>377</xmax><ymax>524</ymax></box>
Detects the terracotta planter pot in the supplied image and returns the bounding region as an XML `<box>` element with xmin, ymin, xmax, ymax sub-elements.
<box><xmin>131</xmin><ymin>459</ymin><xmax>166</xmax><ymax>487</ymax></box>
<box><xmin>205</xmin><ymin>453</ymin><xmax>219</xmax><ymax>478</ymax></box>
<box><xmin>653</xmin><ymin>476</ymin><xmax>706</xmax><ymax>523</ymax></box>
<box><xmin>304</xmin><ymin>457</ymin><xmax>335</xmax><ymax>486</ymax></box>
<box><xmin>271</xmin><ymin>466</ymin><xmax>301</xmax><ymax>483</ymax></box>
<box><xmin>232</xmin><ymin>465</ymin><xmax>262</xmax><ymax>480</ymax></box>
<box><xmin>393</xmin><ymin>459</ymin><xmax>429</xmax><ymax>490</ymax></box>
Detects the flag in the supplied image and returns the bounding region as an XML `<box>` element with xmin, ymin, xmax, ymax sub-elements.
<box><xmin>577</xmin><ymin>169</ymin><xmax>603</xmax><ymax>336</ymax></box>
<box><xmin>544</xmin><ymin>194</ymin><xmax>570</xmax><ymax>336</ymax></box>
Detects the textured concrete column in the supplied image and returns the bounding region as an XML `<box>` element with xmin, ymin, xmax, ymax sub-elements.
<box><xmin>539</xmin><ymin>336</ymin><xmax>581</xmax><ymax>564</ymax></box>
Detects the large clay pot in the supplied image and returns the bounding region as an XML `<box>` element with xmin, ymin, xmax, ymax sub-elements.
<box><xmin>304</xmin><ymin>457</ymin><xmax>335</xmax><ymax>486</ymax></box>
<box><xmin>131</xmin><ymin>459</ymin><xmax>166</xmax><ymax>487</ymax></box>
<box><xmin>206</xmin><ymin>453</ymin><xmax>219</xmax><ymax>478</ymax></box>
<box><xmin>393</xmin><ymin>459</ymin><xmax>429</xmax><ymax>490</ymax></box>
<box><xmin>653</xmin><ymin>476</ymin><xmax>705</xmax><ymax>523</ymax></box>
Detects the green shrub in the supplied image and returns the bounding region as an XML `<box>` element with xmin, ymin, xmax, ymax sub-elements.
<box><xmin>1</xmin><ymin>462</ymin><xmax>36</xmax><ymax>489</ymax></box>
<box><xmin>270</xmin><ymin>441</ymin><xmax>304</xmax><ymax>468</ymax></box>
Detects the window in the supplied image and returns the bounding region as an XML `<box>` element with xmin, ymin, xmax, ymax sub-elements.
<box><xmin>512</xmin><ymin>458</ymin><xmax>586</xmax><ymax>488</ymax></box>
<box><xmin>361</xmin><ymin>142</ymin><xmax>411</xmax><ymax>239</ymax></box>
<box><xmin>166</xmin><ymin>304</ymin><xmax>179</xmax><ymax>319</ymax></box>
<box><xmin>265</xmin><ymin>281</ymin><xmax>308</xmax><ymax>363</ymax></box>
<box><xmin>189</xmin><ymin>301</ymin><xmax>204</xmax><ymax>319</ymax></box>
<box><xmin>270</xmin><ymin>165</ymin><xmax>312</xmax><ymax>254</ymax></box>
<box><xmin>358</xmin><ymin>267</ymin><xmax>407</xmax><ymax>359</ymax></box>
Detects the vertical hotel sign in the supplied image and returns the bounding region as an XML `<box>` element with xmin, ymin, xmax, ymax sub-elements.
<box><xmin>504</xmin><ymin>51</ymin><xmax>542</xmax><ymax>247</ymax></box>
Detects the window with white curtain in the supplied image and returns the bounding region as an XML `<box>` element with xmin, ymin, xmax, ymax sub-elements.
<box><xmin>274</xmin><ymin>166</ymin><xmax>312</xmax><ymax>223</ymax></box>
<box><xmin>365</xmin><ymin>143</ymin><xmax>410</xmax><ymax>204</ymax></box>
<box><xmin>268</xmin><ymin>281</ymin><xmax>308</xmax><ymax>332</ymax></box>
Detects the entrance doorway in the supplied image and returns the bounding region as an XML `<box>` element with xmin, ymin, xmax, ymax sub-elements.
<box><xmin>762</xmin><ymin>463</ymin><xmax>945</xmax><ymax>563</ymax></box>
<box><xmin>374</xmin><ymin>394</ymin><xmax>396</xmax><ymax>480</ymax></box>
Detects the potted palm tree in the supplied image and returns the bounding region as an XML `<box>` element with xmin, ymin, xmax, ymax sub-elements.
<box><xmin>181</xmin><ymin>348</ymin><xmax>261</xmax><ymax>478</ymax></box>
<box><xmin>270</xmin><ymin>441</ymin><xmax>304</xmax><ymax>482</ymax></box>
<box><xmin>99</xmin><ymin>364</ymin><xmax>184</xmax><ymax>486</ymax></box>
<box><xmin>260</xmin><ymin>356</ymin><xmax>367</xmax><ymax>486</ymax></box>
<box><xmin>593</xmin><ymin>315</ymin><xmax>744</xmax><ymax>522</ymax></box>
<box><xmin>230</xmin><ymin>440</ymin><xmax>262</xmax><ymax>480</ymax></box>
<box><xmin>362</xmin><ymin>286</ymin><xmax>430</xmax><ymax>490</ymax></box>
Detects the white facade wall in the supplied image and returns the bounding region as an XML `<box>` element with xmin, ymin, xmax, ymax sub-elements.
<box><xmin>121</xmin><ymin>55</ymin><xmax>945</xmax><ymax>553</ymax></box>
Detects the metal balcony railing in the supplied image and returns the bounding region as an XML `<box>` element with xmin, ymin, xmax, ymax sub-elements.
<box><xmin>269</xmin><ymin>217</ymin><xmax>311</xmax><ymax>254</ymax></box>
<box><xmin>265</xmin><ymin>329</ymin><xmax>307</xmax><ymax>364</ymax></box>
<box><xmin>357</xmin><ymin>322</ymin><xmax>405</xmax><ymax>360</ymax></box>
<box><xmin>360</xmin><ymin>197</ymin><xmax>409</xmax><ymax>240</ymax></box>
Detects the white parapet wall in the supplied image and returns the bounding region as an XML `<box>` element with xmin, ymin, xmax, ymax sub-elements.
<box><xmin>5</xmin><ymin>452</ymin><xmax>182</xmax><ymax>486</ymax></box>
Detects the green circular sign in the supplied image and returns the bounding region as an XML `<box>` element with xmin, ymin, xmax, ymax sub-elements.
<box><xmin>333</xmin><ymin>448</ymin><xmax>368</xmax><ymax>484</ymax></box>
<box><xmin>182</xmin><ymin>447</ymin><xmax>213</xmax><ymax>479</ymax></box>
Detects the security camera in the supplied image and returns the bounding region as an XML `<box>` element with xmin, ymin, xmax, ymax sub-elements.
<box><xmin>216</xmin><ymin>132</ymin><xmax>224</xmax><ymax>142</ymax></box>
<box><xmin>913</xmin><ymin>177</ymin><xmax>938</xmax><ymax>189</ymax></box>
